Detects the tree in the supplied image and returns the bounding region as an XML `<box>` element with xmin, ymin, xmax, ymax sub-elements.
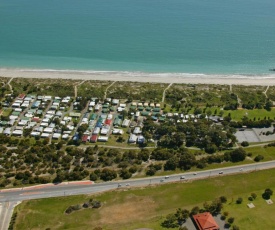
<box><xmin>138</xmin><ymin>149</ymin><xmax>150</xmax><ymax>161</ymax></box>
<box><xmin>178</xmin><ymin>152</ymin><xmax>196</xmax><ymax>170</ymax></box>
<box><xmin>262</xmin><ymin>188</ymin><xmax>273</xmax><ymax>200</ymax></box>
<box><xmin>241</xmin><ymin>141</ymin><xmax>249</xmax><ymax>147</ymax></box>
<box><xmin>119</xmin><ymin>169</ymin><xmax>132</xmax><ymax>179</ymax></box>
<box><xmin>146</xmin><ymin>167</ymin><xmax>156</xmax><ymax>176</ymax></box>
<box><xmin>228</xmin><ymin>217</ymin><xmax>235</xmax><ymax>224</ymax></box>
<box><xmin>254</xmin><ymin>154</ymin><xmax>264</xmax><ymax>162</ymax></box>
<box><xmin>251</xmin><ymin>193</ymin><xmax>257</xmax><ymax>200</ymax></box>
<box><xmin>164</xmin><ymin>157</ymin><xmax>178</xmax><ymax>171</ymax></box>
<box><xmin>161</xmin><ymin>213</ymin><xmax>178</xmax><ymax>228</ymax></box>
<box><xmin>117</xmin><ymin>136</ymin><xmax>125</xmax><ymax>143</ymax></box>
<box><xmin>219</xmin><ymin>196</ymin><xmax>227</xmax><ymax>204</ymax></box>
<box><xmin>232</xmin><ymin>225</ymin><xmax>240</xmax><ymax>230</ymax></box>
<box><xmin>265</xmin><ymin>100</ymin><xmax>273</xmax><ymax>111</ymax></box>
<box><xmin>236</xmin><ymin>197</ymin><xmax>243</xmax><ymax>204</ymax></box>
<box><xmin>190</xmin><ymin>206</ymin><xmax>200</xmax><ymax>215</ymax></box>
<box><xmin>175</xmin><ymin>208</ymin><xmax>190</xmax><ymax>223</ymax></box>
<box><xmin>100</xmin><ymin>168</ymin><xmax>117</xmax><ymax>181</ymax></box>
<box><xmin>89</xmin><ymin>172</ymin><xmax>98</xmax><ymax>181</ymax></box>
<box><xmin>225</xmin><ymin>148</ymin><xmax>246</xmax><ymax>162</ymax></box>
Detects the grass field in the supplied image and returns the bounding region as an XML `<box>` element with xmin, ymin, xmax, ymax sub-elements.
<box><xmin>14</xmin><ymin>168</ymin><xmax>275</xmax><ymax>230</ymax></box>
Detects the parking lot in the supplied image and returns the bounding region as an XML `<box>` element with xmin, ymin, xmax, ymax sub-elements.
<box><xmin>235</xmin><ymin>129</ymin><xmax>260</xmax><ymax>143</ymax></box>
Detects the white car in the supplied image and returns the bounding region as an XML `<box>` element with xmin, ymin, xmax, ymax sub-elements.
<box><xmin>180</xmin><ymin>176</ymin><xmax>185</xmax><ymax>180</ymax></box>
<box><xmin>193</xmin><ymin>172</ymin><xmax>197</xmax><ymax>175</ymax></box>
<box><xmin>126</xmin><ymin>183</ymin><xmax>130</xmax><ymax>186</ymax></box>
<box><xmin>219</xmin><ymin>171</ymin><xmax>224</xmax><ymax>174</ymax></box>
<box><xmin>240</xmin><ymin>168</ymin><xmax>243</xmax><ymax>171</ymax></box>
<box><xmin>165</xmin><ymin>176</ymin><xmax>170</xmax><ymax>179</ymax></box>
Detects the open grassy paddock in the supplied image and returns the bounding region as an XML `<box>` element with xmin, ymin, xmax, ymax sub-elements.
<box><xmin>14</xmin><ymin>168</ymin><xmax>275</xmax><ymax>230</ymax></box>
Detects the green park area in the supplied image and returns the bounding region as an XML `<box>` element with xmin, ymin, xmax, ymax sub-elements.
<box><xmin>13</xmin><ymin>168</ymin><xmax>275</xmax><ymax>230</ymax></box>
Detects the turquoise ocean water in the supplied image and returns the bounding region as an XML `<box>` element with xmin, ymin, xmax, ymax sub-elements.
<box><xmin>0</xmin><ymin>0</ymin><xmax>275</xmax><ymax>75</ymax></box>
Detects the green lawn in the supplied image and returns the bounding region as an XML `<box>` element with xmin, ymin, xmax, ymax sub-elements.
<box><xmin>224</xmin><ymin>108</ymin><xmax>275</xmax><ymax>121</ymax></box>
<box><xmin>14</xmin><ymin>168</ymin><xmax>275</xmax><ymax>230</ymax></box>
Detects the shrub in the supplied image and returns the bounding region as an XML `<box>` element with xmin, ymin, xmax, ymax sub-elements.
<box><xmin>223</xmin><ymin>211</ymin><xmax>229</xmax><ymax>216</ymax></box>
<box><xmin>65</xmin><ymin>204</ymin><xmax>82</xmax><ymax>214</ymax></box>
<box><xmin>228</xmin><ymin>217</ymin><xmax>235</xmax><ymax>224</ymax></box>
<box><xmin>219</xmin><ymin>196</ymin><xmax>227</xmax><ymax>203</ymax></box>
<box><xmin>241</xmin><ymin>141</ymin><xmax>249</xmax><ymax>147</ymax></box>
<box><xmin>236</xmin><ymin>197</ymin><xmax>243</xmax><ymax>204</ymax></box>
<box><xmin>262</xmin><ymin>188</ymin><xmax>273</xmax><ymax>200</ymax></box>
<box><xmin>254</xmin><ymin>154</ymin><xmax>264</xmax><ymax>162</ymax></box>
<box><xmin>251</xmin><ymin>193</ymin><xmax>257</xmax><ymax>199</ymax></box>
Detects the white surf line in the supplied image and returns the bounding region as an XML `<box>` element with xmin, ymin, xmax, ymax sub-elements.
<box><xmin>104</xmin><ymin>81</ymin><xmax>117</xmax><ymax>99</ymax></box>
<box><xmin>74</xmin><ymin>80</ymin><xmax>86</xmax><ymax>98</ymax></box>
<box><xmin>263</xmin><ymin>85</ymin><xmax>270</xmax><ymax>98</ymax></box>
<box><xmin>162</xmin><ymin>83</ymin><xmax>173</xmax><ymax>102</ymax></box>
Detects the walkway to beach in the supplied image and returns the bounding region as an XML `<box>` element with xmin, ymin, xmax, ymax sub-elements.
<box><xmin>104</xmin><ymin>81</ymin><xmax>116</xmax><ymax>99</ymax></box>
<box><xmin>7</xmin><ymin>77</ymin><xmax>14</xmax><ymax>94</ymax></box>
<box><xmin>162</xmin><ymin>83</ymin><xmax>173</xmax><ymax>102</ymax></box>
<box><xmin>263</xmin><ymin>85</ymin><xmax>270</xmax><ymax>98</ymax></box>
<box><xmin>74</xmin><ymin>80</ymin><xmax>86</xmax><ymax>97</ymax></box>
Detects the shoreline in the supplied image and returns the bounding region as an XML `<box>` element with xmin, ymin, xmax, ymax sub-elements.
<box><xmin>1</xmin><ymin>68</ymin><xmax>275</xmax><ymax>86</ymax></box>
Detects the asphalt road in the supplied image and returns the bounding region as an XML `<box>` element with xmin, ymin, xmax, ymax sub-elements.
<box><xmin>1</xmin><ymin>160</ymin><xmax>275</xmax><ymax>230</ymax></box>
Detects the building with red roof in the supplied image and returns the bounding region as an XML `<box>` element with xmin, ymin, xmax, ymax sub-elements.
<box><xmin>105</xmin><ymin>119</ymin><xmax>112</xmax><ymax>125</ymax></box>
<box><xmin>90</xmin><ymin>134</ymin><xmax>98</xmax><ymax>143</ymax></box>
<box><xmin>17</xmin><ymin>94</ymin><xmax>26</xmax><ymax>100</ymax></box>
<box><xmin>193</xmin><ymin>212</ymin><xmax>219</xmax><ymax>230</ymax></box>
<box><xmin>81</xmin><ymin>134</ymin><xmax>89</xmax><ymax>142</ymax></box>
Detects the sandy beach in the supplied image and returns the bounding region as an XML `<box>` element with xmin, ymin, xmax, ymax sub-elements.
<box><xmin>1</xmin><ymin>68</ymin><xmax>275</xmax><ymax>86</ymax></box>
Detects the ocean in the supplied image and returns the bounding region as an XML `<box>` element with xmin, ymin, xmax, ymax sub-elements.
<box><xmin>0</xmin><ymin>0</ymin><xmax>275</xmax><ymax>75</ymax></box>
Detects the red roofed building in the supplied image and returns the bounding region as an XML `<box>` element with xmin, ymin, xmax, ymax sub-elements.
<box><xmin>193</xmin><ymin>212</ymin><xmax>219</xmax><ymax>230</ymax></box>
<box><xmin>105</xmin><ymin>119</ymin><xmax>112</xmax><ymax>125</ymax></box>
<box><xmin>17</xmin><ymin>94</ymin><xmax>26</xmax><ymax>100</ymax></box>
<box><xmin>82</xmin><ymin>134</ymin><xmax>89</xmax><ymax>142</ymax></box>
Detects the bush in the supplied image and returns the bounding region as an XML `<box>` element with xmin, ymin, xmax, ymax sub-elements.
<box><xmin>219</xmin><ymin>196</ymin><xmax>227</xmax><ymax>203</ymax></box>
<box><xmin>228</xmin><ymin>217</ymin><xmax>235</xmax><ymax>224</ymax></box>
<box><xmin>248</xmin><ymin>196</ymin><xmax>253</xmax><ymax>201</ymax></box>
<box><xmin>146</xmin><ymin>167</ymin><xmax>156</xmax><ymax>176</ymax></box>
<box><xmin>262</xmin><ymin>188</ymin><xmax>273</xmax><ymax>200</ymax></box>
<box><xmin>65</xmin><ymin>204</ymin><xmax>81</xmax><ymax>214</ymax></box>
<box><xmin>236</xmin><ymin>197</ymin><xmax>243</xmax><ymax>204</ymax></box>
<box><xmin>251</xmin><ymin>193</ymin><xmax>257</xmax><ymax>199</ymax></box>
<box><xmin>241</xmin><ymin>141</ymin><xmax>249</xmax><ymax>147</ymax></box>
<box><xmin>220</xmin><ymin>215</ymin><xmax>226</xmax><ymax>220</ymax></box>
<box><xmin>89</xmin><ymin>172</ymin><xmax>98</xmax><ymax>181</ymax></box>
<box><xmin>254</xmin><ymin>154</ymin><xmax>264</xmax><ymax>162</ymax></box>
<box><xmin>223</xmin><ymin>211</ymin><xmax>229</xmax><ymax>217</ymax></box>
<box><xmin>91</xmin><ymin>199</ymin><xmax>102</xmax><ymax>209</ymax></box>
